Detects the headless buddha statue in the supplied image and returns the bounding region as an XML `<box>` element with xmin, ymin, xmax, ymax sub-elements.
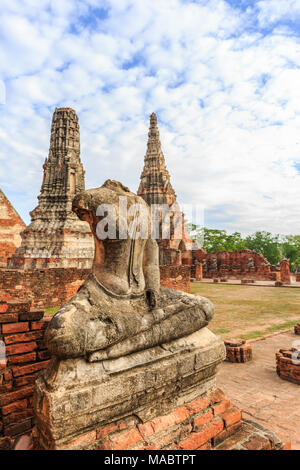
<box><xmin>45</xmin><ymin>180</ymin><xmax>214</xmax><ymax>361</ymax></box>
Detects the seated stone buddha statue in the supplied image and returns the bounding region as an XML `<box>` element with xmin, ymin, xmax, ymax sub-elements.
<box><xmin>45</xmin><ymin>180</ymin><xmax>214</xmax><ymax>361</ymax></box>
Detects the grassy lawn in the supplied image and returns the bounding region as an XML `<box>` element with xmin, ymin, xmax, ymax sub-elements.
<box><xmin>44</xmin><ymin>307</ymin><xmax>59</xmax><ymax>316</ymax></box>
<box><xmin>191</xmin><ymin>283</ymin><xmax>300</xmax><ymax>340</ymax></box>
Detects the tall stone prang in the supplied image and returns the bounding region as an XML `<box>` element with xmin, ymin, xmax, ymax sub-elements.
<box><xmin>8</xmin><ymin>108</ymin><xmax>94</xmax><ymax>270</ymax></box>
<box><xmin>138</xmin><ymin>113</ymin><xmax>194</xmax><ymax>267</ymax></box>
<box><xmin>138</xmin><ymin>112</ymin><xmax>177</xmax><ymax>207</ymax></box>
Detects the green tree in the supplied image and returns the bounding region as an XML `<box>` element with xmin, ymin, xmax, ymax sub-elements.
<box><xmin>188</xmin><ymin>226</ymin><xmax>246</xmax><ymax>253</ymax></box>
<box><xmin>244</xmin><ymin>231</ymin><xmax>281</xmax><ymax>265</ymax></box>
<box><xmin>281</xmin><ymin>235</ymin><xmax>300</xmax><ymax>270</ymax></box>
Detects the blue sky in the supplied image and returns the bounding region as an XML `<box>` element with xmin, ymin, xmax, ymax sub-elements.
<box><xmin>1</xmin><ymin>0</ymin><xmax>300</xmax><ymax>234</ymax></box>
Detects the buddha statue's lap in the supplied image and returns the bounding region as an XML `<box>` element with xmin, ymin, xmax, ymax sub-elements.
<box><xmin>45</xmin><ymin>180</ymin><xmax>214</xmax><ymax>361</ymax></box>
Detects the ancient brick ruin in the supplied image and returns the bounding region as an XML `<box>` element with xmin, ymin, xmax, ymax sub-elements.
<box><xmin>280</xmin><ymin>259</ymin><xmax>291</xmax><ymax>284</ymax></box>
<box><xmin>0</xmin><ymin>190</ymin><xmax>25</xmax><ymax>268</ymax></box>
<box><xmin>0</xmin><ymin>301</ymin><xmax>50</xmax><ymax>449</ymax></box>
<box><xmin>0</xmin><ymin>269</ymin><xmax>89</xmax><ymax>308</ymax></box>
<box><xmin>194</xmin><ymin>249</ymin><xmax>281</xmax><ymax>282</ymax></box>
<box><xmin>225</xmin><ymin>340</ymin><xmax>253</xmax><ymax>363</ymax></box>
<box><xmin>276</xmin><ymin>349</ymin><xmax>300</xmax><ymax>385</ymax></box>
<box><xmin>8</xmin><ymin>108</ymin><xmax>94</xmax><ymax>270</ymax></box>
<box><xmin>294</xmin><ymin>324</ymin><xmax>300</xmax><ymax>335</ymax></box>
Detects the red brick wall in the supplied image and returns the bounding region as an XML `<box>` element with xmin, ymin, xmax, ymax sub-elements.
<box><xmin>92</xmin><ymin>389</ymin><xmax>241</xmax><ymax>451</ymax></box>
<box><xmin>191</xmin><ymin>249</ymin><xmax>279</xmax><ymax>281</ymax></box>
<box><xmin>0</xmin><ymin>301</ymin><xmax>50</xmax><ymax>449</ymax></box>
<box><xmin>0</xmin><ymin>268</ymin><xmax>89</xmax><ymax>309</ymax></box>
<box><xmin>0</xmin><ymin>267</ymin><xmax>190</xmax><ymax>310</ymax></box>
<box><xmin>160</xmin><ymin>266</ymin><xmax>191</xmax><ymax>293</ymax></box>
<box><xmin>0</xmin><ymin>191</ymin><xmax>26</xmax><ymax>268</ymax></box>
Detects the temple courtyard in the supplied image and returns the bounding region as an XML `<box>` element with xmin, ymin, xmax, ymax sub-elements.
<box><xmin>191</xmin><ymin>282</ymin><xmax>300</xmax><ymax>341</ymax></box>
<box><xmin>217</xmin><ymin>330</ymin><xmax>300</xmax><ymax>450</ymax></box>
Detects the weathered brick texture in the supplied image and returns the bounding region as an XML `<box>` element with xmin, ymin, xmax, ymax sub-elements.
<box><xmin>225</xmin><ymin>340</ymin><xmax>253</xmax><ymax>363</ymax></box>
<box><xmin>0</xmin><ymin>189</ymin><xmax>26</xmax><ymax>268</ymax></box>
<box><xmin>0</xmin><ymin>301</ymin><xmax>50</xmax><ymax>448</ymax></box>
<box><xmin>294</xmin><ymin>324</ymin><xmax>300</xmax><ymax>335</ymax></box>
<box><xmin>40</xmin><ymin>387</ymin><xmax>287</xmax><ymax>451</ymax></box>
<box><xmin>276</xmin><ymin>349</ymin><xmax>300</xmax><ymax>385</ymax></box>
<box><xmin>160</xmin><ymin>266</ymin><xmax>190</xmax><ymax>293</ymax></box>
<box><xmin>0</xmin><ymin>268</ymin><xmax>89</xmax><ymax>309</ymax></box>
<box><xmin>191</xmin><ymin>249</ymin><xmax>281</xmax><ymax>282</ymax></box>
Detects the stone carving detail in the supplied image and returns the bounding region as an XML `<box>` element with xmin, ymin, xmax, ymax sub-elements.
<box><xmin>8</xmin><ymin>108</ymin><xmax>94</xmax><ymax>269</ymax></box>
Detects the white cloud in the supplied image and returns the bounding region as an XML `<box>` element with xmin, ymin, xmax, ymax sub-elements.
<box><xmin>0</xmin><ymin>0</ymin><xmax>300</xmax><ymax>235</ymax></box>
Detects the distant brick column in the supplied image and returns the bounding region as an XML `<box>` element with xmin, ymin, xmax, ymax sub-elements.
<box><xmin>294</xmin><ymin>324</ymin><xmax>300</xmax><ymax>335</ymax></box>
<box><xmin>280</xmin><ymin>259</ymin><xmax>291</xmax><ymax>284</ymax></box>
<box><xmin>225</xmin><ymin>340</ymin><xmax>252</xmax><ymax>363</ymax></box>
<box><xmin>276</xmin><ymin>349</ymin><xmax>300</xmax><ymax>385</ymax></box>
<box><xmin>0</xmin><ymin>301</ymin><xmax>50</xmax><ymax>450</ymax></box>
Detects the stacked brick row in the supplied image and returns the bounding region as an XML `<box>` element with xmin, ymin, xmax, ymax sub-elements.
<box><xmin>0</xmin><ymin>268</ymin><xmax>89</xmax><ymax>308</ymax></box>
<box><xmin>0</xmin><ymin>301</ymin><xmax>50</xmax><ymax>449</ymax></box>
<box><xmin>294</xmin><ymin>324</ymin><xmax>300</xmax><ymax>335</ymax></box>
<box><xmin>276</xmin><ymin>349</ymin><xmax>300</xmax><ymax>385</ymax></box>
<box><xmin>296</xmin><ymin>273</ymin><xmax>300</xmax><ymax>282</ymax></box>
<box><xmin>225</xmin><ymin>340</ymin><xmax>253</xmax><ymax>363</ymax></box>
<box><xmin>52</xmin><ymin>388</ymin><xmax>242</xmax><ymax>450</ymax></box>
<box><xmin>160</xmin><ymin>266</ymin><xmax>190</xmax><ymax>293</ymax></box>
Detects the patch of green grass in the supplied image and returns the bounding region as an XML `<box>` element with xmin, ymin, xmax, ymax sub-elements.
<box><xmin>241</xmin><ymin>330</ymin><xmax>264</xmax><ymax>340</ymax></box>
<box><xmin>44</xmin><ymin>307</ymin><xmax>59</xmax><ymax>316</ymax></box>
<box><xmin>214</xmin><ymin>328</ymin><xmax>231</xmax><ymax>334</ymax></box>
<box><xmin>190</xmin><ymin>282</ymin><xmax>300</xmax><ymax>341</ymax></box>
<box><xmin>241</xmin><ymin>320</ymin><xmax>298</xmax><ymax>340</ymax></box>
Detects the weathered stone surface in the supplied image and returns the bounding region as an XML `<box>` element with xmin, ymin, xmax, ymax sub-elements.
<box><xmin>8</xmin><ymin>108</ymin><xmax>94</xmax><ymax>270</ymax></box>
<box><xmin>0</xmin><ymin>189</ymin><xmax>26</xmax><ymax>267</ymax></box>
<box><xmin>44</xmin><ymin>181</ymin><xmax>214</xmax><ymax>360</ymax></box>
<box><xmin>34</xmin><ymin>328</ymin><xmax>225</xmax><ymax>449</ymax></box>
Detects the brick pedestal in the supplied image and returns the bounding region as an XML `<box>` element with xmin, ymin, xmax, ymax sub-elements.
<box><xmin>294</xmin><ymin>324</ymin><xmax>300</xmax><ymax>335</ymax></box>
<box><xmin>32</xmin><ymin>388</ymin><xmax>287</xmax><ymax>451</ymax></box>
<box><xmin>0</xmin><ymin>301</ymin><xmax>50</xmax><ymax>449</ymax></box>
<box><xmin>276</xmin><ymin>349</ymin><xmax>300</xmax><ymax>385</ymax></box>
<box><xmin>225</xmin><ymin>340</ymin><xmax>252</xmax><ymax>363</ymax></box>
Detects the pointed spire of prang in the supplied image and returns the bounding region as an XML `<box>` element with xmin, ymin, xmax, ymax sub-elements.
<box><xmin>138</xmin><ymin>113</ymin><xmax>176</xmax><ymax>206</ymax></box>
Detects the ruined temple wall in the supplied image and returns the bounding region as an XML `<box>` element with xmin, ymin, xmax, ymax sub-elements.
<box><xmin>160</xmin><ymin>266</ymin><xmax>191</xmax><ymax>293</ymax></box>
<box><xmin>0</xmin><ymin>301</ymin><xmax>50</xmax><ymax>448</ymax></box>
<box><xmin>0</xmin><ymin>265</ymin><xmax>190</xmax><ymax>310</ymax></box>
<box><xmin>192</xmin><ymin>249</ymin><xmax>279</xmax><ymax>281</ymax></box>
<box><xmin>0</xmin><ymin>191</ymin><xmax>26</xmax><ymax>268</ymax></box>
<box><xmin>0</xmin><ymin>269</ymin><xmax>90</xmax><ymax>309</ymax></box>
